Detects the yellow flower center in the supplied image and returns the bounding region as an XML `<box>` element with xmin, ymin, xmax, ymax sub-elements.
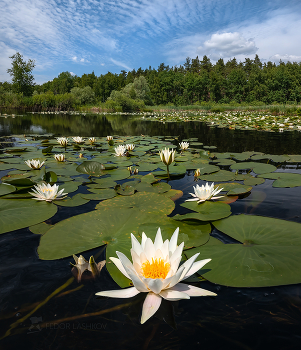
<box><xmin>141</xmin><ymin>258</ymin><xmax>170</xmax><ymax>279</ymax></box>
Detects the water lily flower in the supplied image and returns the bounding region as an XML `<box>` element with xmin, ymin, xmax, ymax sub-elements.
<box><xmin>185</xmin><ymin>183</ymin><xmax>224</xmax><ymax>203</ymax></box>
<box><xmin>115</xmin><ymin>145</ymin><xmax>127</xmax><ymax>156</ymax></box>
<box><xmin>96</xmin><ymin>228</ymin><xmax>216</xmax><ymax>324</ymax></box>
<box><xmin>159</xmin><ymin>148</ymin><xmax>175</xmax><ymax>166</ymax></box>
<box><xmin>72</xmin><ymin>136</ymin><xmax>84</xmax><ymax>144</ymax></box>
<box><xmin>57</xmin><ymin>137</ymin><xmax>69</xmax><ymax>147</ymax></box>
<box><xmin>159</xmin><ymin>148</ymin><xmax>175</xmax><ymax>178</ymax></box>
<box><xmin>89</xmin><ymin>137</ymin><xmax>96</xmax><ymax>144</ymax></box>
<box><xmin>54</xmin><ymin>154</ymin><xmax>65</xmax><ymax>162</ymax></box>
<box><xmin>25</xmin><ymin>159</ymin><xmax>45</xmax><ymax>169</ymax></box>
<box><xmin>107</xmin><ymin>136</ymin><xmax>113</xmax><ymax>141</ymax></box>
<box><xmin>179</xmin><ymin>142</ymin><xmax>189</xmax><ymax>150</ymax></box>
<box><xmin>126</xmin><ymin>144</ymin><xmax>135</xmax><ymax>151</ymax></box>
<box><xmin>29</xmin><ymin>183</ymin><xmax>67</xmax><ymax>202</ymax></box>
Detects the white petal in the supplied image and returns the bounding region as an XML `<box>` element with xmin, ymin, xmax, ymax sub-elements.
<box><xmin>147</xmin><ymin>279</ymin><xmax>164</xmax><ymax>294</ymax></box>
<box><xmin>141</xmin><ymin>292</ymin><xmax>162</xmax><ymax>324</ymax></box>
<box><xmin>95</xmin><ymin>286</ymin><xmax>140</xmax><ymax>298</ymax></box>
<box><xmin>141</xmin><ymin>232</ymin><xmax>147</xmax><ymax>249</ymax></box>
<box><xmin>169</xmin><ymin>282</ymin><xmax>217</xmax><ymax>296</ymax></box>
<box><xmin>144</xmin><ymin>237</ymin><xmax>156</xmax><ymax>261</ymax></box>
<box><xmin>181</xmin><ymin>258</ymin><xmax>212</xmax><ymax>280</ymax></box>
<box><xmin>161</xmin><ymin>239</ymin><xmax>169</xmax><ymax>260</ymax></box>
<box><xmin>131</xmin><ymin>233</ymin><xmax>143</xmax><ymax>256</ymax></box>
<box><xmin>116</xmin><ymin>251</ymin><xmax>135</xmax><ymax>277</ymax></box>
<box><xmin>110</xmin><ymin>257</ymin><xmax>131</xmax><ymax>279</ymax></box>
<box><xmin>169</xmin><ymin>227</ymin><xmax>179</xmax><ymax>255</ymax></box>
<box><xmin>127</xmin><ymin>270</ymin><xmax>149</xmax><ymax>292</ymax></box>
<box><xmin>154</xmin><ymin>228</ymin><xmax>163</xmax><ymax>250</ymax></box>
<box><xmin>179</xmin><ymin>253</ymin><xmax>200</xmax><ymax>281</ymax></box>
<box><xmin>159</xmin><ymin>289</ymin><xmax>190</xmax><ymax>301</ymax></box>
<box><xmin>165</xmin><ymin>264</ymin><xmax>185</xmax><ymax>289</ymax></box>
<box><xmin>169</xmin><ymin>242</ymin><xmax>184</xmax><ymax>266</ymax></box>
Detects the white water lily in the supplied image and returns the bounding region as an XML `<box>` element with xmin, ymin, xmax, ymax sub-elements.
<box><xmin>114</xmin><ymin>145</ymin><xmax>127</xmax><ymax>156</ymax></box>
<box><xmin>126</xmin><ymin>144</ymin><xmax>135</xmax><ymax>151</ymax></box>
<box><xmin>54</xmin><ymin>154</ymin><xmax>65</xmax><ymax>162</ymax></box>
<box><xmin>179</xmin><ymin>142</ymin><xmax>189</xmax><ymax>150</ymax></box>
<box><xmin>186</xmin><ymin>183</ymin><xmax>224</xmax><ymax>203</ymax></box>
<box><xmin>107</xmin><ymin>135</ymin><xmax>113</xmax><ymax>140</ymax></box>
<box><xmin>25</xmin><ymin>159</ymin><xmax>45</xmax><ymax>169</ymax></box>
<box><xmin>57</xmin><ymin>137</ymin><xmax>69</xmax><ymax>147</ymax></box>
<box><xmin>96</xmin><ymin>228</ymin><xmax>216</xmax><ymax>324</ymax></box>
<box><xmin>72</xmin><ymin>136</ymin><xmax>84</xmax><ymax>144</ymax></box>
<box><xmin>159</xmin><ymin>148</ymin><xmax>175</xmax><ymax>166</ymax></box>
<box><xmin>29</xmin><ymin>183</ymin><xmax>67</xmax><ymax>202</ymax></box>
<box><xmin>89</xmin><ymin>137</ymin><xmax>96</xmax><ymax>144</ymax></box>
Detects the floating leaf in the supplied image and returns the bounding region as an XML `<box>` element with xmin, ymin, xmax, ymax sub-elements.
<box><xmin>0</xmin><ymin>183</ymin><xmax>16</xmax><ymax>196</ymax></box>
<box><xmin>0</xmin><ymin>199</ymin><xmax>57</xmax><ymax>234</ymax></box>
<box><xmin>57</xmin><ymin>193</ymin><xmax>90</xmax><ymax>207</ymax></box>
<box><xmin>258</xmin><ymin>172</ymin><xmax>301</xmax><ymax>188</ymax></box>
<box><xmin>76</xmin><ymin>161</ymin><xmax>105</xmax><ymax>176</ymax></box>
<box><xmin>200</xmin><ymin>170</ymin><xmax>235</xmax><ymax>182</ymax></box>
<box><xmin>231</xmin><ymin>162</ymin><xmax>276</xmax><ymax>174</ymax></box>
<box><xmin>81</xmin><ymin>188</ymin><xmax>116</xmax><ymax>200</ymax></box>
<box><xmin>179</xmin><ymin>201</ymin><xmax>231</xmax><ymax>221</ymax></box>
<box><xmin>96</xmin><ymin>192</ymin><xmax>175</xmax><ymax>215</ymax></box>
<box><xmin>186</xmin><ymin>214</ymin><xmax>301</xmax><ymax>287</ymax></box>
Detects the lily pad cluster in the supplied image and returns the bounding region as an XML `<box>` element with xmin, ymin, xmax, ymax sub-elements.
<box><xmin>1</xmin><ymin>133</ymin><xmax>301</xmax><ymax>288</ymax></box>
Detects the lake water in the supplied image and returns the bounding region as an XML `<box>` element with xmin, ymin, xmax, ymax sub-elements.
<box><xmin>1</xmin><ymin>110</ymin><xmax>301</xmax><ymax>350</ymax></box>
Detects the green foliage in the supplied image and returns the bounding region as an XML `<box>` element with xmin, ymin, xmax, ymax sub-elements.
<box><xmin>32</xmin><ymin>92</ymin><xmax>75</xmax><ymax>110</ymax></box>
<box><xmin>70</xmin><ymin>86</ymin><xmax>95</xmax><ymax>105</ymax></box>
<box><xmin>7</xmin><ymin>52</ymin><xmax>35</xmax><ymax>96</ymax></box>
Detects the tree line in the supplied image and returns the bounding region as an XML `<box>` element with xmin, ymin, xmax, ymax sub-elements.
<box><xmin>1</xmin><ymin>53</ymin><xmax>301</xmax><ymax>110</ymax></box>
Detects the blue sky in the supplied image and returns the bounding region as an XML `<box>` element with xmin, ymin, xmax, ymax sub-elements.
<box><xmin>1</xmin><ymin>0</ymin><xmax>301</xmax><ymax>84</ymax></box>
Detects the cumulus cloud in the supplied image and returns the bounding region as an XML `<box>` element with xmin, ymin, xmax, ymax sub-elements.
<box><xmin>203</xmin><ymin>32</ymin><xmax>258</xmax><ymax>58</ymax></box>
<box><xmin>269</xmin><ymin>54</ymin><xmax>301</xmax><ymax>63</ymax></box>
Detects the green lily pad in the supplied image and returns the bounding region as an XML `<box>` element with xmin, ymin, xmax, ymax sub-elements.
<box><xmin>152</xmin><ymin>182</ymin><xmax>171</xmax><ymax>193</ymax></box>
<box><xmin>96</xmin><ymin>192</ymin><xmax>175</xmax><ymax>215</ymax></box>
<box><xmin>76</xmin><ymin>161</ymin><xmax>105</xmax><ymax>176</ymax></box>
<box><xmin>257</xmin><ymin>172</ymin><xmax>301</xmax><ymax>188</ymax></box>
<box><xmin>244</xmin><ymin>177</ymin><xmax>265</xmax><ymax>186</ymax></box>
<box><xmin>0</xmin><ymin>199</ymin><xmax>57</xmax><ymax>234</ymax></box>
<box><xmin>219</xmin><ymin>183</ymin><xmax>252</xmax><ymax>195</ymax></box>
<box><xmin>154</xmin><ymin>164</ymin><xmax>186</xmax><ymax>178</ymax></box>
<box><xmin>180</xmin><ymin>201</ymin><xmax>232</xmax><ymax>221</ymax></box>
<box><xmin>57</xmin><ymin>193</ymin><xmax>90</xmax><ymax>207</ymax></box>
<box><xmin>200</xmin><ymin>170</ymin><xmax>235</xmax><ymax>182</ymax></box>
<box><xmin>116</xmin><ymin>184</ymin><xmax>135</xmax><ymax>196</ymax></box>
<box><xmin>81</xmin><ymin>188</ymin><xmax>116</xmax><ymax>200</ymax></box>
<box><xmin>0</xmin><ymin>183</ymin><xmax>16</xmax><ymax>196</ymax></box>
<box><xmin>186</xmin><ymin>214</ymin><xmax>301</xmax><ymax>287</ymax></box>
<box><xmin>29</xmin><ymin>222</ymin><xmax>53</xmax><ymax>235</ymax></box>
<box><xmin>140</xmin><ymin>173</ymin><xmax>160</xmax><ymax>184</ymax></box>
<box><xmin>231</xmin><ymin>162</ymin><xmax>277</xmax><ymax>174</ymax></box>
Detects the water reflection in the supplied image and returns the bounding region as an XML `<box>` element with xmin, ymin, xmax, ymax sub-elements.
<box><xmin>1</xmin><ymin>111</ymin><xmax>301</xmax><ymax>155</ymax></box>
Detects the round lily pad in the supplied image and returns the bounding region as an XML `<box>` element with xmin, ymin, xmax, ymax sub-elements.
<box><xmin>200</xmin><ymin>170</ymin><xmax>235</xmax><ymax>182</ymax></box>
<box><xmin>231</xmin><ymin>162</ymin><xmax>277</xmax><ymax>174</ymax></box>
<box><xmin>0</xmin><ymin>199</ymin><xmax>57</xmax><ymax>234</ymax></box>
<box><xmin>96</xmin><ymin>192</ymin><xmax>175</xmax><ymax>215</ymax></box>
<box><xmin>76</xmin><ymin>161</ymin><xmax>105</xmax><ymax>176</ymax></box>
<box><xmin>257</xmin><ymin>172</ymin><xmax>301</xmax><ymax>188</ymax></box>
<box><xmin>185</xmin><ymin>214</ymin><xmax>301</xmax><ymax>287</ymax></box>
<box><xmin>180</xmin><ymin>201</ymin><xmax>232</xmax><ymax>221</ymax></box>
<box><xmin>0</xmin><ymin>183</ymin><xmax>16</xmax><ymax>196</ymax></box>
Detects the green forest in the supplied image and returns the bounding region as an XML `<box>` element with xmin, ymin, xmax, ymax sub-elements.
<box><xmin>1</xmin><ymin>53</ymin><xmax>301</xmax><ymax>111</ymax></box>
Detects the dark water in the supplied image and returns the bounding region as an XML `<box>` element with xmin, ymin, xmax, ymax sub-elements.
<box><xmin>1</xmin><ymin>111</ymin><xmax>301</xmax><ymax>350</ymax></box>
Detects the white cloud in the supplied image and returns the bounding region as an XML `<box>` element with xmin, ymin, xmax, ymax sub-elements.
<box><xmin>203</xmin><ymin>32</ymin><xmax>258</xmax><ymax>58</ymax></box>
<box><xmin>110</xmin><ymin>58</ymin><xmax>132</xmax><ymax>71</ymax></box>
<box><xmin>269</xmin><ymin>54</ymin><xmax>301</xmax><ymax>63</ymax></box>
<box><xmin>70</xmin><ymin>71</ymin><xmax>76</xmax><ymax>76</ymax></box>
<box><xmin>72</xmin><ymin>56</ymin><xmax>77</xmax><ymax>62</ymax></box>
